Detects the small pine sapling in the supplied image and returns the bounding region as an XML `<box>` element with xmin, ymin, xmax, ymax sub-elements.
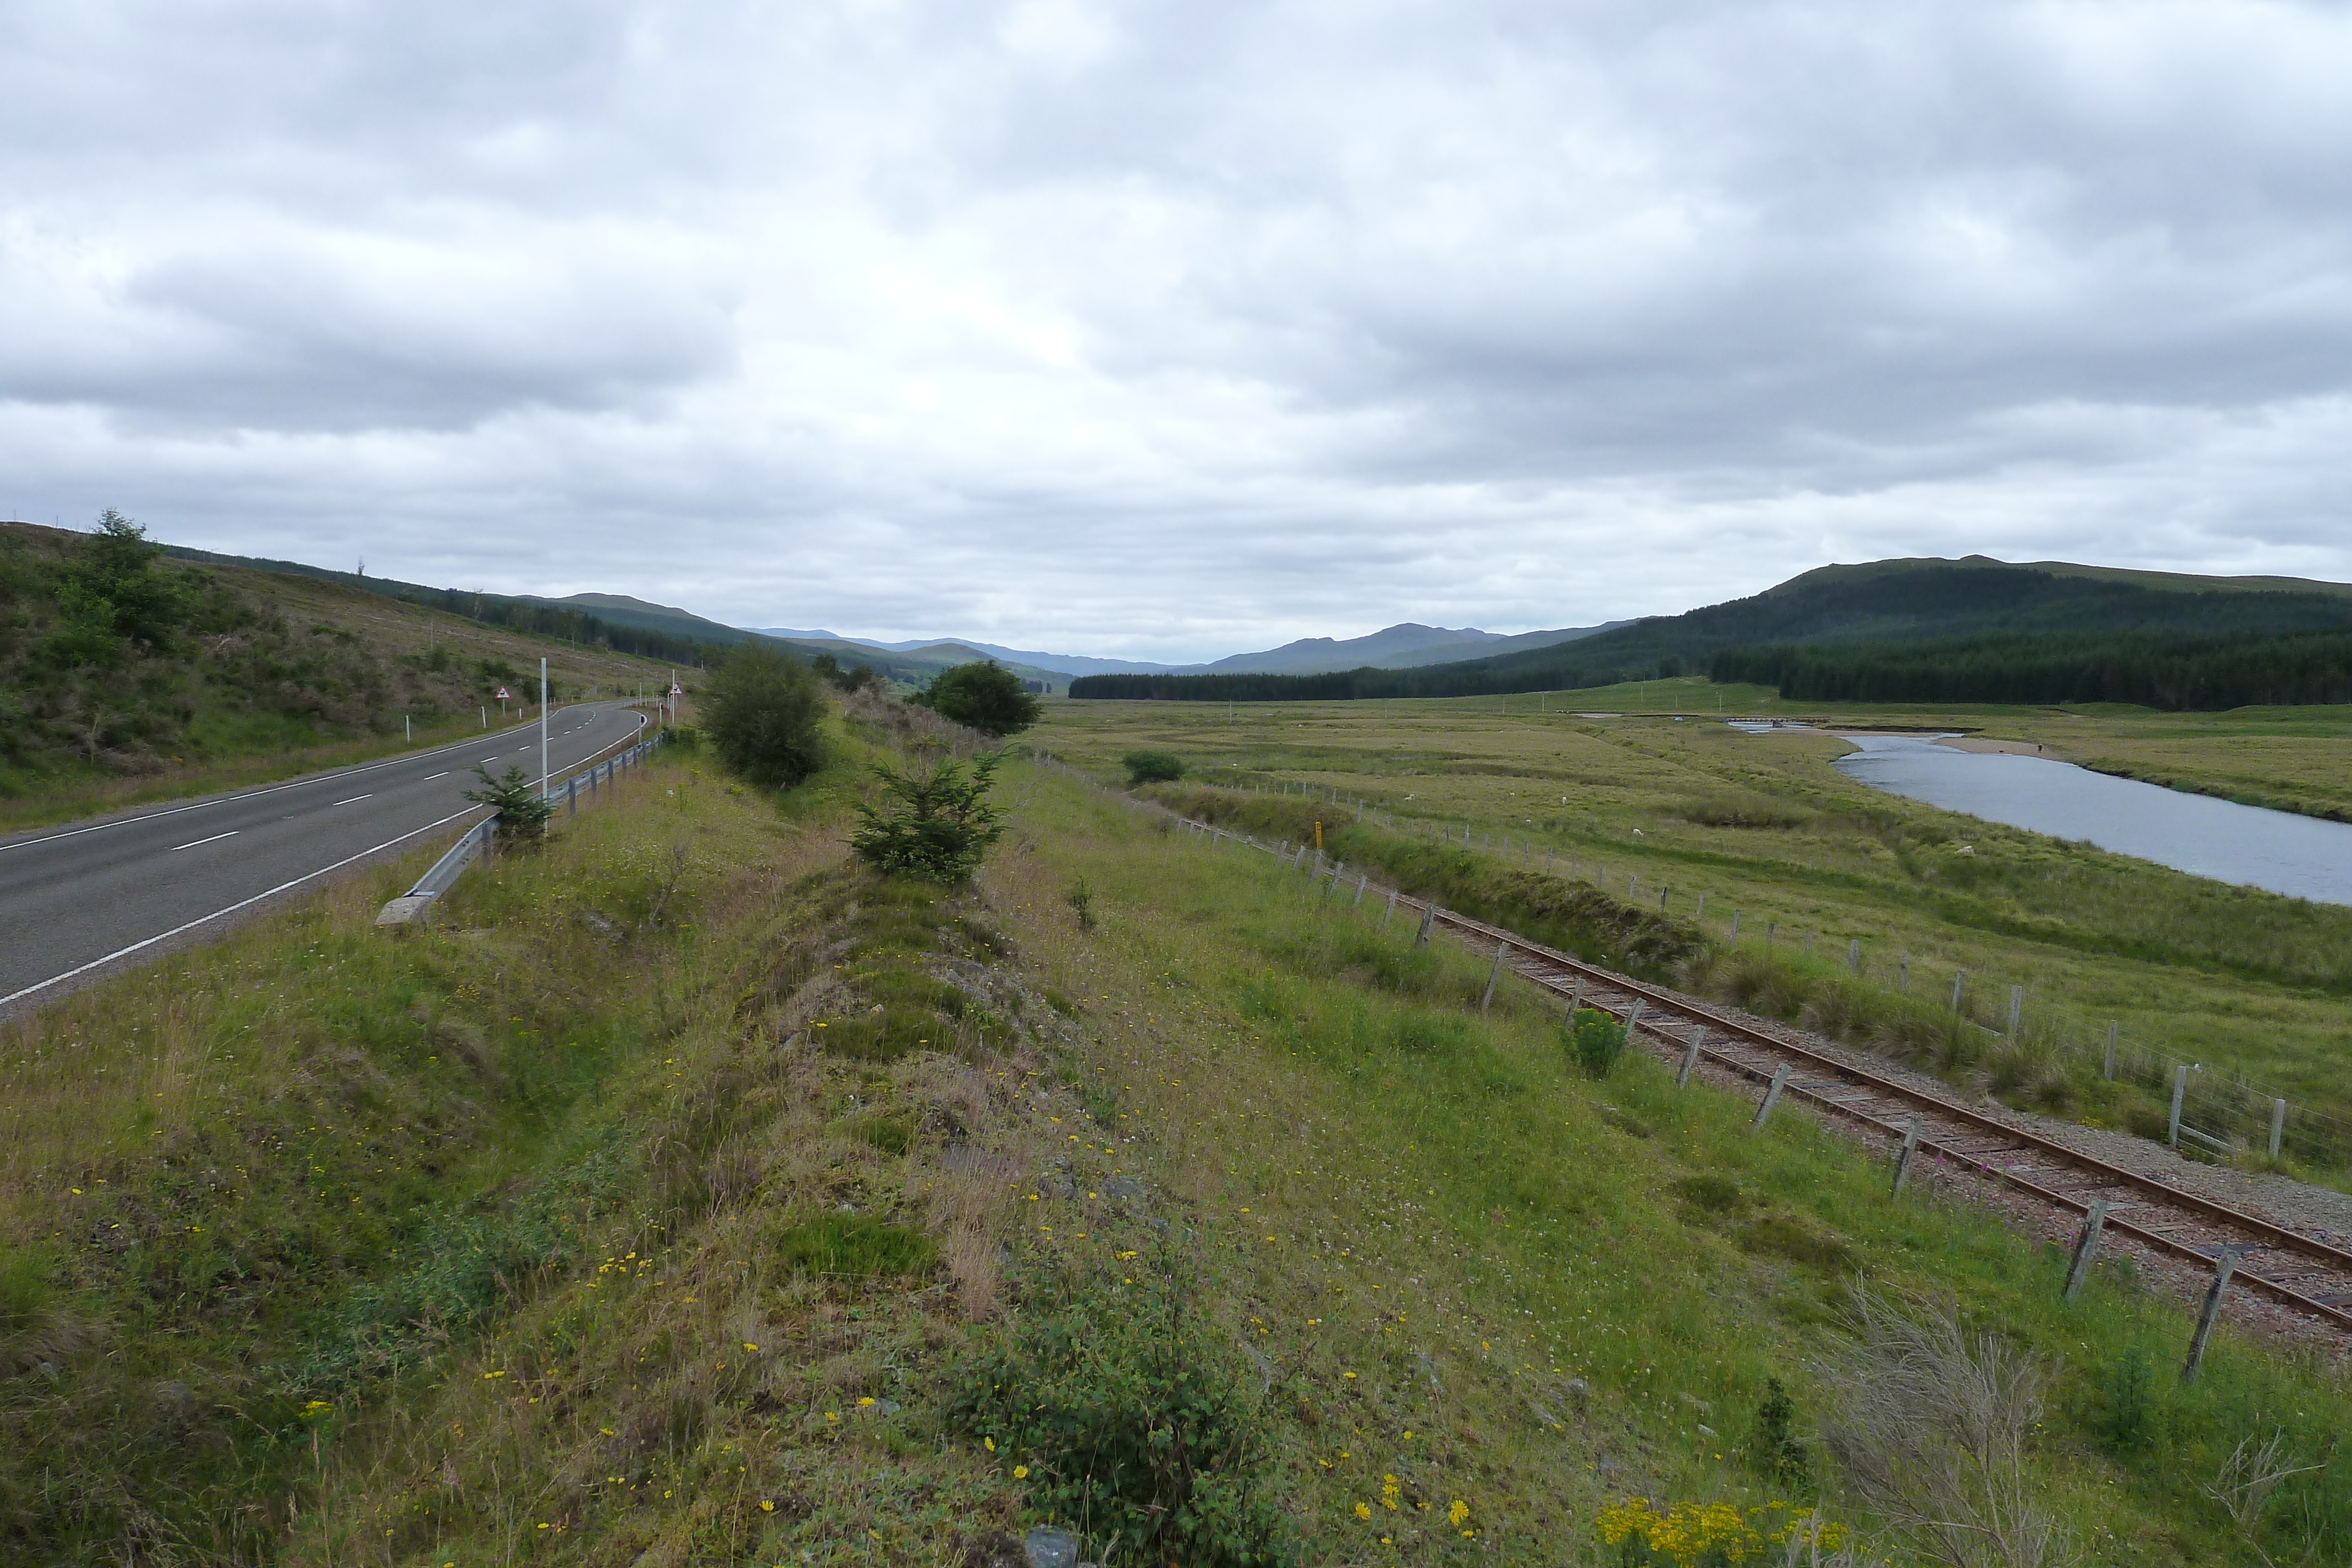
<box><xmin>463</xmin><ymin>763</ymin><xmax>555</xmax><ymax>841</ymax></box>
<box><xmin>848</xmin><ymin>745</ymin><xmax>1007</xmax><ymax>882</ymax></box>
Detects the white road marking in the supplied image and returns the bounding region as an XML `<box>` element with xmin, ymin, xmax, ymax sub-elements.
<box><xmin>0</xmin><ymin>704</ymin><xmax>607</xmax><ymax>856</ymax></box>
<box><xmin>170</xmin><ymin>831</ymin><xmax>240</xmax><ymax>852</ymax></box>
<box><xmin>331</xmin><ymin>795</ymin><xmax>372</xmax><ymax>807</ymax></box>
<box><xmin>423</xmin><ymin>771</ymin><xmax>450</xmax><ymax>781</ymax></box>
<box><xmin>0</xmin><ymin>805</ymin><xmax>486</xmax><ymax>1011</ymax></box>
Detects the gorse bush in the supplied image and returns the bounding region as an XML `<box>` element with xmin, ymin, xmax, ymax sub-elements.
<box><xmin>848</xmin><ymin>747</ymin><xmax>1007</xmax><ymax>882</ymax></box>
<box><xmin>1567</xmin><ymin>1007</ymin><xmax>1627</xmax><ymax>1078</ymax></box>
<box><xmin>945</xmin><ymin>1256</ymin><xmax>1297</xmax><ymax>1567</ymax></box>
<box><xmin>703</xmin><ymin>640</ymin><xmax>827</xmax><ymax>788</ymax></box>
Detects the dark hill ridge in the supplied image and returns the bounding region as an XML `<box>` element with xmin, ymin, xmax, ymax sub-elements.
<box><xmin>1067</xmin><ymin>557</ymin><xmax>2352</xmax><ymax>710</ymax></box>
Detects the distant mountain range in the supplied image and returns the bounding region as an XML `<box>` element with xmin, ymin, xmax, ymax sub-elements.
<box><xmin>1065</xmin><ymin>556</ymin><xmax>2352</xmax><ymax>710</ymax></box>
<box><xmin>744</xmin><ymin>619</ymin><xmax>1628</xmax><ymax>678</ymax></box>
<box><xmin>152</xmin><ymin>546</ymin><xmax>1625</xmax><ymax>690</ymax></box>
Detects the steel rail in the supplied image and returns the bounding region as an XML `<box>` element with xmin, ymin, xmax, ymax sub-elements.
<box><xmin>1171</xmin><ymin>810</ymin><xmax>2352</xmax><ymax>1332</ymax></box>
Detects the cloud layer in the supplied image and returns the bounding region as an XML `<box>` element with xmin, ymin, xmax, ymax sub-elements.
<box><xmin>5</xmin><ymin>0</ymin><xmax>2349</xmax><ymax>657</ymax></box>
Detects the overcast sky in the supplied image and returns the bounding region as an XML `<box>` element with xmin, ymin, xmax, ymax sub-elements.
<box><xmin>5</xmin><ymin>1</ymin><xmax>2350</xmax><ymax>660</ymax></box>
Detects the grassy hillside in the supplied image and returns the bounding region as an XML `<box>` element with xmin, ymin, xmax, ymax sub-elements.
<box><xmin>5</xmin><ymin>715</ymin><xmax>2352</xmax><ymax>1563</ymax></box>
<box><xmin>1</xmin><ymin>520</ymin><xmax>681</xmax><ymax>830</ymax></box>
<box><xmin>1068</xmin><ymin>559</ymin><xmax>2352</xmax><ymax>707</ymax></box>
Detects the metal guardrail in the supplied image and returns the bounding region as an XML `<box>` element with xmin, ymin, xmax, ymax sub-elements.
<box><xmin>377</xmin><ymin>724</ymin><xmax>666</xmax><ymax>927</ymax></box>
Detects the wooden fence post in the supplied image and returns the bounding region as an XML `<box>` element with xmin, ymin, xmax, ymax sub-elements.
<box><xmin>1385</xmin><ymin>887</ymin><xmax>1398</xmax><ymax>924</ymax></box>
<box><xmin>1891</xmin><ymin>1116</ymin><xmax>1920</xmax><ymax>1195</ymax></box>
<box><xmin>2006</xmin><ymin>985</ymin><xmax>2024</xmax><ymax>1041</ymax></box>
<box><xmin>1354</xmin><ymin>874</ymin><xmax>1369</xmax><ymax>907</ymax></box>
<box><xmin>1752</xmin><ymin>1065</ymin><xmax>1792</xmax><ymax>1133</ymax></box>
<box><xmin>2063</xmin><ymin>1201</ymin><xmax>2109</xmax><ymax>1302</ymax></box>
<box><xmin>1730</xmin><ymin>911</ymin><xmax>1740</xmax><ymax>941</ymax></box>
<box><xmin>2168</xmin><ymin>1065</ymin><xmax>2191</xmax><ymax>1149</ymax></box>
<box><xmin>1951</xmin><ymin>969</ymin><xmax>1967</xmax><ymax>1011</ymax></box>
<box><xmin>1481</xmin><ymin>941</ymin><xmax>1507</xmax><ymax>1012</ymax></box>
<box><xmin>2270</xmin><ymin>1097</ymin><xmax>2287</xmax><ymax>1159</ymax></box>
<box><xmin>1695</xmin><ymin>892</ymin><xmax>1707</xmax><ymax>920</ymax></box>
<box><xmin>1415</xmin><ymin>902</ymin><xmax>1435</xmax><ymax>946</ymax></box>
<box><xmin>1677</xmin><ymin>1027</ymin><xmax>1706</xmax><ymax>1089</ymax></box>
<box><xmin>2183</xmin><ymin>1251</ymin><xmax>2239</xmax><ymax>1382</ymax></box>
<box><xmin>1847</xmin><ymin>938</ymin><xmax>1860</xmax><ymax>974</ymax></box>
<box><xmin>2103</xmin><ymin>1022</ymin><xmax>2118</xmax><ymax>1081</ymax></box>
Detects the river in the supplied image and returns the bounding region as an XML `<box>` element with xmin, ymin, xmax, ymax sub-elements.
<box><xmin>1827</xmin><ymin>733</ymin><xmax>2352</xmax><ymax>907</ymax></box>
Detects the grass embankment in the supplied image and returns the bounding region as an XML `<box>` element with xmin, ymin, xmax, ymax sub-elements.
<box><xmin>1034</xmin><ymin>694</ymin><xmax>2352</xmax><ymax>1169</ymax></box>
<box><xmin>0</xmin><ymin>521</ymin><xmax>684</xmax><ymax>833</ymax></box>
<box><xmin>10</xmin><ymin>734</ymin><xmax>2352</xmax><ymax>1563</ymax></box>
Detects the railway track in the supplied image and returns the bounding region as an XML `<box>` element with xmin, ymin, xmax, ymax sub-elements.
<box><xmin>1174</xmin><ymin>813</ymin><xmax>2352</xmax><ymax>1335</ymax></box>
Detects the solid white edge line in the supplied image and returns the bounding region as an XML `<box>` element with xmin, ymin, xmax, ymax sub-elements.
<box><xmin>0</xmin><ymin>700</ymin><xmax>632</xmax><ymax>856</ymax></box>
<box><xmin>0</xmin><ymin>804</ymin><xmax>487</xmax><ymax>1010</ymax></box>
<box><xmin>169</xmin><ymin>830</ymin><xmax>240</xmax><ymax>852</ymax></box>
<box><xmin>0</xmin><ymin>708</ymin><xmax>651</xmax><ymax>1012</ymax></box>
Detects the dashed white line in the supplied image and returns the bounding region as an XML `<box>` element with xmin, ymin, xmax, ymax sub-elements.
<box><xmin>331</xmin><ymin>795</ymin><xmax>372</xmax><ymax>807</ymax></box>
<box><xmin>423</xmin><ymin>771</ymin><xmax>450</xmax><ymax>781</ymax></box>
<box><xmin>0</xmin><ymin>805</ymin><xmax>486</xmax><ymax>1012</ymax></box>
<box><xmin>170</xmin><ymin>831</ymin><xmax>240</xmax><ymax>852</ymax></box>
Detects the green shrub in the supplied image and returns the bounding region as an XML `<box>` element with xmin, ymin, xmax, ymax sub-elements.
<box><xmin>848</xmin><ymin>748</ymin><xmax>1007</xmax><ymax>882</ymax></box>
<box><xmin>772</xmin><ymin>1212</ymin><xmax>937</xmax><ymax>1278</ymax></box>
<box><xmin>1121</xmin><ymin>749</ymin><xmax>1186</xmax><ymax>785</ymax></box>
<box><xmin>1567</xmin><ymin>1007</ymin><xmax>1627</xmax><ymax>1078</ymax></box>
<box><xmin>945</xmin><ymin>1256</ymin><xmax>1297</xmax><ymax>1567</ymax></box>
<box><xmin>916</xmin><ymin>661</ymin><xmax>1040</xmax><ymax>736</ymax></box>
<box><xmin>703</xmin><ymin>641</ymin><xmax>827</xmax><ymax>788</ymax></box>
<box><xmin>463</xmin><ymin>763</ymin><xmax>556</xmax><ymax>841</ymax></box>
<box><xmin>1749</xmin><ymin>1377</ymin><xmax>1811</xmax><ymax>1486</ymax></box>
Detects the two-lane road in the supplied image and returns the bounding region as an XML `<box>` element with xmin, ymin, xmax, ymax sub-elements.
<box><xmin>0</xmin><ymin>701</ymin><xmax>649</xmax><ymax>1013</ymax></box>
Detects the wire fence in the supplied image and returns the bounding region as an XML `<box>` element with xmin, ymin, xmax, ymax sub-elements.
<box><xmin>1097</xmin><ymin>768</ymin><xmax>2352</xmax><ymax>1181</ymax></box>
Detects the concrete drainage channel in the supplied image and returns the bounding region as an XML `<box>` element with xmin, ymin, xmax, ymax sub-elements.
<box><xmin>375</xmin><ymin>730</ymin><xmax>667</xmax><ymax>927</ymax></box>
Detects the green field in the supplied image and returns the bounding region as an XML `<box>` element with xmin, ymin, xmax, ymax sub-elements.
<box><xmin>1031</xmin><ymin>686</ymin><xmax>2352</xmax><ymax>1175</ymax></box>
<box><xmin>9</xmin><ymin>721</ymin><xmax>2352</xmax><ymax>1564</ymax></box>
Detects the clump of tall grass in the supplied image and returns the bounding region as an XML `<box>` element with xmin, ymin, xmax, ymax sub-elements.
<box><xmin>1158</xmin><ymin>784</ymin><xmax>1702</xmax><ymax>979</ymax></box>
<box><xmin>1822</xmin><ymin>1285</ymin><xmax>2073</xmax><ymax>1568</ymax></box>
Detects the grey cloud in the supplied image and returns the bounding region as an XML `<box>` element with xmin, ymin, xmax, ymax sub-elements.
<box><xmin>2</xmin><ymin>0</ymin><xmax>2350</xmax><ymax>658</ymax></box>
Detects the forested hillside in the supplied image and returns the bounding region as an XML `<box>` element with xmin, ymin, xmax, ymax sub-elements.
<box><xmin>1713</xmin><ymin>626</ymin><xmax>2352</xmax><ymax>707</ymax></box>
<box><xmin>1070</xmin><ymin>558</ymin><xmax>2352</xmax><ymax>708</ymax></box>
<box><xmin>1</xmin><ymin>519</ymin><xmax>667</xmax><ymax>797</ymax></box>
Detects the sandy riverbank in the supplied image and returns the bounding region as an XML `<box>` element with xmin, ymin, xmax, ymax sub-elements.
<box><xmin>1936</xmin><ymin>735</ymin><xmax>2050</xmax><ymax>756</ymax></box>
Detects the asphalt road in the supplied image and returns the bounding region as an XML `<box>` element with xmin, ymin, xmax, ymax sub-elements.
<box><xmin>0</xmin><ymin>701</ymin><xmax>649</xmax><ymax>1014</ymax></box>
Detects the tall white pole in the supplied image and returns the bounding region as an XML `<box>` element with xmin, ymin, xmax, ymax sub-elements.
<box><xmin>539</xmin><ymin>657</ymin><xmax>550</xmax><ymax>796</ymax></box>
